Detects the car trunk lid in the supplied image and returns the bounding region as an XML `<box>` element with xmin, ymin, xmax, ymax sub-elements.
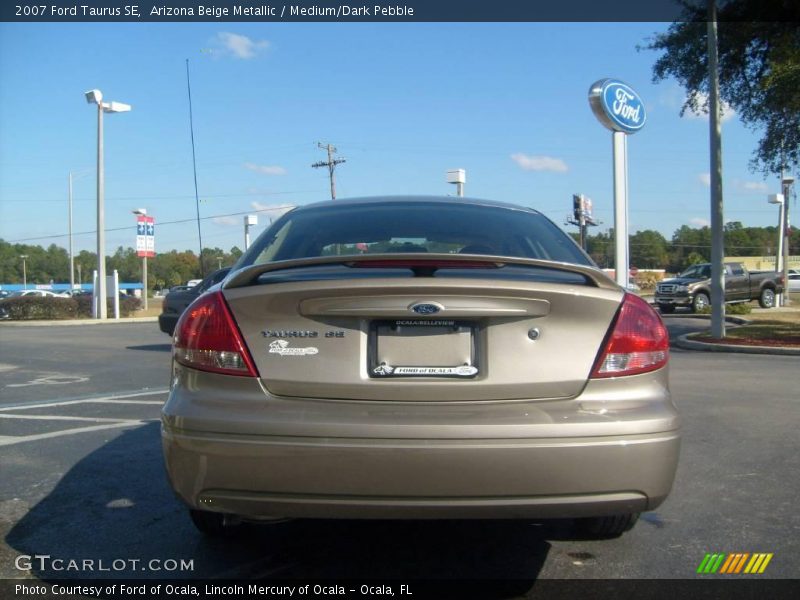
<box><xmin>221</xmin><ymin>256</ymin><xmax>623</xmax><ymax>402</ymax></box>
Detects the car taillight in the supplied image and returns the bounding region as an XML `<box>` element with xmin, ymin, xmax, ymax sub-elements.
<box><xmin>173</xmin><ymin>291</ymin><xmax>259</xmax><ymax>377</ymax></box>
<box><xmin>591</xmin><ymin>293</ymin><xmax>669</xmax><ymax>379</ymax></box>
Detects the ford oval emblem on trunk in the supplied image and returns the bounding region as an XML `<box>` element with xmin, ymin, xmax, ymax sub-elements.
<box><xmin>410</xmin><ymin>303</ymin><xmax>441</xmax><ymax>315</ymax></box>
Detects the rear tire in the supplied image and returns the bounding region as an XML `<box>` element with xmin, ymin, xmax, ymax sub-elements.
<box><xmin>189</xmin><ymin>509</ymin><xmax>242</xmax><ymax>537</ymax></box>
<box><xmin>658</xmin><ymin>304</ymin><xmax>675</xmax><ymax>314</ymax></box>
<box><xmin>575</xmin><ymin>513</ymin><xmax>640</xmax><ymax>539</ymax></box>
<box><xmin>691</xmin><ymin>292</ymin><xmax>710</xmax><ymax>313</ymax></box>
<box><xmin>758</xmin><ymin>288</ymin><xmax>776</xmax><ymax>309</ymax></box>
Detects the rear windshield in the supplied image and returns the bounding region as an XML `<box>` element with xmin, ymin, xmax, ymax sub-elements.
<box><xmin>240</xmin><ymin>201</ymin><xmax>592</xmax><ymax>267</ymax></box>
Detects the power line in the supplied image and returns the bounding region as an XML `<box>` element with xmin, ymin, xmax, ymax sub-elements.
<box><xmin>5</xmin><ymin>204</ymin><xmax>298</xmax><ymax>244</ymax></box>
<box><xmin>1</xmin><ymin>189</ymin><xmax>321</xmax><ymax>204</ymax></box>
<box><xmin>186</xmin><ymin>58</ymin><xmax>205</xmax><ymax>277</ymax></box>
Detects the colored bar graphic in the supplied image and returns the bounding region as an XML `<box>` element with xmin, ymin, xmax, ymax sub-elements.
<box><xmin>699</xmin><ymin>552</ymin><xmax>773</xmax><ymax>575</ymax></box>
<box><xmin>718</xmin><ymin>554</ymin><xmax>735</xmax><ymax>573</ymax></box>
<box><xmin>697</xmin><ymin>553</ymin><xmax>713</xmax><ymax>574</ymax></box>
<box><xmin>734</xmin><ymin>553</ymin><xmax>750</xmax><ymax>573</ymax></box>
<box><xmin>758</xmin><ymin>554</ymin><xmax>773</xmax><ymax>574</ymax></box>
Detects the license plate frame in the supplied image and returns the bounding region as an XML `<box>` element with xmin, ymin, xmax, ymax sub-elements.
<box><xmin>367</xmin><ymin>319</ymin><xmax>479</xmax><ymax>378</ymax></box>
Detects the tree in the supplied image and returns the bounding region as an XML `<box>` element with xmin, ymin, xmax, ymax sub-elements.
<box><xmin>229</xmin><ymin>246</ymin><xmax>243</xmax><ymax>261</ymax></box>
<box><xmin>107</xmin><ymin>246</ymin><xmax>140</xmax><ymax>282</ymax></box>
<box><xmin>630</xmin><ymin>230</ymin><xmax>669</xmax><ymax>268</ymax></box>
<box><xmin>585</xmin><ymin>230</ymin><xmax>614</xmax><ymax>268</ymax></box>
<box><xmin>643</xmin><ymin>1</ymin><xmax>800</xmax><ymax>175</ymax></box>
<box><xmin>669</xmin><ymin>225</ymin><xmax>712</xmax><ymax>269</ymax></box>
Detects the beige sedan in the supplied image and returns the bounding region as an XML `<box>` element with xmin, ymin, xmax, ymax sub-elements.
<box><xmin>162</xmin><ymin>197</ymin><xmax>680</xmax><ymax>539</ymax></box>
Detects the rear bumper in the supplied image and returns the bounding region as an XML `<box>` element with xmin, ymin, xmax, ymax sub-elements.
<box><xmin>163</xmin><ymin>429</ymin><xmax>679</xmax><ymax>519</ymax></box>
<box><xmin>162</xmin><ymin>367</ymin><xmax>680</xmax><ymax>520</ymax></box>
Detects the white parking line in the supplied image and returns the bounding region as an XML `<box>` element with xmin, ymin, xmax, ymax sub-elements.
<box><xmin>0</xmin><ymin>414</ymin><xmax>143</xmax><ymax>423</ymax></box>
<box><xmin>0</xmin><ymin>389</ymin><xmax>169</xmax><ymax>411</ymax></box>
<box><xmin>0</xmin><ymin>420</ymin><xmax>156</xmax><ymax>447</ymax></box>
<box><xmin>0</xmin><ymin>389</ymin><xmax>168</xmax><ymax>446</ymax></box>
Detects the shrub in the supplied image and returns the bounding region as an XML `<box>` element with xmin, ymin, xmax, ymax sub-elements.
<box><xmin>696</xmin><ymin>303</ymin><xmax>752</xmax><ymax>315</ymax></box>
<box><xmin>634</xmin><ymin>272</ymin><xmax>662</xmax><ymax>291</ymax></box>
<box><xmin>0</xmin><ymin>296</ymin><xmax>79</xmax><ymax>320</ymax></box>
<box><xmin>0</xmin><ymin>295</ymin><xmax>142</xmax><ymax>320</ymax></box>
<box><xmin>727</xmin><ymin>303</ymin><xmax>753</xmax><ymax>315</ymax></box>
<box><xmin>74</xmin><ymin>295</ymin><xmax>141</xmax><ymax>318</ymax></box>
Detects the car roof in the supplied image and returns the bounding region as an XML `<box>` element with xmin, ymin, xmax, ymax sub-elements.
<box><xmin>291</xmin><ymin>195</ymin><xmax>543</xmax><ymax>216</ymax></box>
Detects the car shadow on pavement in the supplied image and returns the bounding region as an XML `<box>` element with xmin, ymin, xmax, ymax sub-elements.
<box><xmin>126</xmin><ymin>344</ymin><xmax>172</xmax><ymax>352</ymax></box>
<box><xmin>5</xmin><ymin>422</ymin><xmax>550</xmax><ymax>594</ymax></box>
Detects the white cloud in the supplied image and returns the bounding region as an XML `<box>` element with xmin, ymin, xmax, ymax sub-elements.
<box><xmin>734</xmin><ymin>179</ymin><xmax>769</xmax><ymax>193</ymax></box>
<box><xmin>689</xmin><ymin>217</ymin><xmax>710</xmax><ymax>227</ymax></box>
<box><xmin>698</xmin><ymin>173</ymin><xmax>711</xmax><ymax>187</ymax></box>
<box><xmin>214</xmin><ymin>32</ymin><xmax>269</xmax><ymax>59</ymax></box>
<box><xmin>684</xmin><ymin>92</ymin><xmax>736</xmax><ymax>123</ymax></box>
<box><xmin>244</xmin><ymin>162</ymin><xmax>287</xmax><ymax>176</ymax></box>
<box><xmin>510</xmin><ymin>153</ymin><xmax>568</xmax><ymax>173</ymax></box>
<box><xmin>212</xmin><ymin>216</ymin><xmax>239</xmax><ymax>226</ymax></box>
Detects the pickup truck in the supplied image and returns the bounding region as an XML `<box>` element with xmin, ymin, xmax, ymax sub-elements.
<box><xmin>158</xmin><ymin>267</ymin><xmax>230</xmax><ymax>335</ymax></box>
<box><xmin>655</xmin><ymin>262</ymin><xmax>784</xmax><ymax>313</ymax></box>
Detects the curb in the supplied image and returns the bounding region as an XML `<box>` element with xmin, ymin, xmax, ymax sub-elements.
<box><xmin>661</xmin><ymin>314</ymin><xmax>751</xmax><ymax>326</ymax></box>
<box><xmin>0</xmin><ymin>317</ymin><xmax>158</xmax><ymax>327</ymax></box>
<box><xmin>667</xmin><ymin>314</ymin><xmax>800</xmax><ymax>355</ymax></box>
<box><xmin>674</xmin><ymin>333</ymin><xmax>800</xmax><ymax>356</ymax></box>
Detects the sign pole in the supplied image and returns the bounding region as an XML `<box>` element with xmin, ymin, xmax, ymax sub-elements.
<box><xmin>589</xmin><ymin>79</ymin><xmax>645</xmax><ymax>290</ymax></box>
<box><xmin>612</xmin><ymin>131</ymin><xmax>629</xmax><ymax>288</ymax></box>
<box><xmin>143</xmin><ymin>256</ymin><xmax>148</xmax><ymax>310</ymax></box>
<box><xmin>134</xmin><ymin>210</ymin><xmax>155</xmax><ymax>309</ymax></box>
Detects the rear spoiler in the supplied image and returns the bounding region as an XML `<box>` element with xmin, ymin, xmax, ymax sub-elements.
<box><xmin>223</xmin><ymin>253</ymin><xmax>619</xmax><ymax>291</ymax></box>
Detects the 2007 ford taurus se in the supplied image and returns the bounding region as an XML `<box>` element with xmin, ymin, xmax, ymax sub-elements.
<box><xmin>162</xmin><ymin>197</ymin><xmax>680</xmax><ymax>538</ymax></box>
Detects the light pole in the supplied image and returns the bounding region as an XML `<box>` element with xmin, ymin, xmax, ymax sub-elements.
<box><xmin>244</xmin><ymin>215</ymin><xmax>257</xmax><ymax>250</ymax></box>
<box><xmin>781</xmin><ymin>174</ymin><xmax>794</xmax><ymax>306</ymax></box>
<box><xmin>216</xmin><ymin>256</ymin><xmax>223</xmax><ymax>270</ymax></box>
<box><xmin>85</xmin><ymin>89</ymin><xmax>131</xmax><ymax>319</ymax></box>
<box><xmin>19</xmin><ymin>255</ymin><xmax>28</xmax><ymax>289</ymax></box>
<box><xmin>132</xmin><ymin>208</ymin><xmax>149</xmax><ymax>310</ymax></box>
<box><xmin>768</xmin><ymin>192</ymin><xmax>785</xmax><ymax>305</ymax></box>
<box><xmin>446</xmin><ymin>169</ymin><xmax>466</xmax><ymax>197</ymax></box>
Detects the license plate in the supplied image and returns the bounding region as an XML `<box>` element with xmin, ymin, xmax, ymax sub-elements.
<box><xmin>368</xmin><ymin>320</ymin><xmax>477</xmax><ymax>378</ymax></box>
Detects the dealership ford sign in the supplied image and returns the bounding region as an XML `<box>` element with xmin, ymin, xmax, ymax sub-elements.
<box><xmin>588</xmin><ymin>79</ymin><xmax>646</xmax><ymax>134</ymax></box>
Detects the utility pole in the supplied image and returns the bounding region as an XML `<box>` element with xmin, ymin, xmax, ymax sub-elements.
<box><xmin>312</xmin><ymin>142</ymin><xmax>346</xmax><ymax>200</ymax></box>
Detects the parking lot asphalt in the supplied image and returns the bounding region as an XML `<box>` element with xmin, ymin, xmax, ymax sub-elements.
<box><xmin>0</xmin><ymin>322</ymin><xmax>798</xmax><ymax>592</ymax></box>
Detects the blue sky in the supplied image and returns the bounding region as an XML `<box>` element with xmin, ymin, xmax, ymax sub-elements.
<box><xmin>0</xmin><ymin>22</ymin><xmax>784</xmax><ymax>255</ymax></box>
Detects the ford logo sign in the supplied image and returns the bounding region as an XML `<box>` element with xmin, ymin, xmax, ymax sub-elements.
<box><xmin>410</xmin><ymin>303</ymin><xmax>441</xmax><ymax>315</ymax></box>
<box><xmin>588</xmin><ymin>79</ymin><xmax>646</xmax><ymax>134</ymax></box>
